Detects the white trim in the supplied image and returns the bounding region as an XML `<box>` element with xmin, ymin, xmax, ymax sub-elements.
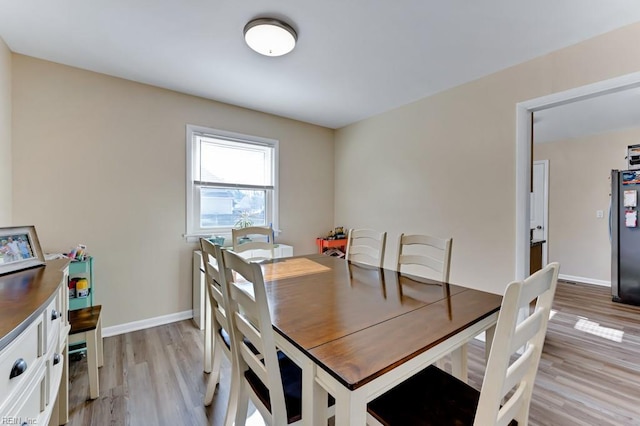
<box><xmin>515</xmin><ymin>71</ymin><xmax>640</xmax><ymax>281</ymax></box>
<box><xmin>515</xmin><ymin>105</ymin><xmax>532</xmax><ymax>281</ymax></box>
<box><xmin>533</xmin><ymin>160</ymin><xmax>549</xmax><ymax>266</ymax></box>
<box><xmin>558</xmin><ymin>274</ymin><xmax>610</xmax><ymax>288</ymax></box>
<box><xmin>102</xmin><ymin>310</ymin><xmax>193</xmax><ymax>338</ymax></box>
<box><xmin>185</xmin><ymin>124</ymin><xmax>280</xmax><ymax>238</ymax></box>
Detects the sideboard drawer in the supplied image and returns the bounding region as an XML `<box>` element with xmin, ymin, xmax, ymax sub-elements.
<box><xmin>44</xmin><ymin>295</ymin><xmax>61</xmax><ymax>352</ymax></box>
<box><xmin>5</xmin><ymin>363</ymin><xmax>46</xmax><ymax>425</ymax></box>
<box><xmin>0</xmin><ymin>316</ymin><xmax>42</xmax><ymax>411</ymax></box>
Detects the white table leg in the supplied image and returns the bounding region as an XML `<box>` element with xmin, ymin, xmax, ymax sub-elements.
<box><xmin>450</xmin><ymin>343</ymin><xmax>469</xmax><ymax>383</ymax></box>
<box><xmin>335</xmin><ymin>387</ymin><xmax>367</xmax><ymax>426</ymax></box>
<box><xmin>485</xmin><ymin>324</ymin><xmax>496</xmax><ymax>364</ymax></box>
<box><xmin>302</xmin><ymin>359</ymin><xmax>327</xmax><ymax>426</ymax></box>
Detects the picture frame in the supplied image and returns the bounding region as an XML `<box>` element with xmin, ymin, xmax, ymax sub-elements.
<box><xmin>0</xmin><ymin>225</ymin><xmax>45</xmax><ymax>275</ymax></box>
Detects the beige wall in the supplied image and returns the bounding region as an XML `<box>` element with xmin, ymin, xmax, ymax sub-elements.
<box><xmin>11</xmin><ymin>55</ymin><xmax>334</xmax><ymax>328</ymax></box>
<box><xmin>0</xmin><ymin>37</ymin><xmax>11</xmax><ymax>224</ymax></box>
<box><xmin>534</xmin><ymin>127</ymin><xmax>640</xmax><ymax>284</ymax></box>
<box><xmin>334</xmin><ymin>23</ymin><xmax>640</xmax><ymax>295</ymax></box>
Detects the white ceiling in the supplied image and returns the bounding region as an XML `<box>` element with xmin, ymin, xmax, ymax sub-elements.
<box><xmin>1</xmin><ymin>1</ymin><xmax>640</xmax><ymax>129</ymax></box>
<box><xmin>534</xmin><ymin>87</ymin><xmax>640</xmax><ymax>144</ymax></box>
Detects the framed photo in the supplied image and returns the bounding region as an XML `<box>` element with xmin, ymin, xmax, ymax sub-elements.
<box><xmin>0</xmin><ymin>225</ymin><xmax>45</xmax><ymax>275</ymax></box>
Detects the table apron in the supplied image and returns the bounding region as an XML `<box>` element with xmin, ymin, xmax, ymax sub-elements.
<box><xmin>314</xmin><ymin>312</ymin><xmax>499</xmax><ymax>426</ymax></box>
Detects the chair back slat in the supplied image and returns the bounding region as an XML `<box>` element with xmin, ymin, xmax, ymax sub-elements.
<box><xmin>236</xmin><ymin>321</ymin><xmax>268</xmax><ymax>382</ymax></box>
<box><xmin>349</xmin><ymin>246</ymin><xmax>383</xmax><ymax>266</ymax></box>
<box><xmin>398</xmin><ymin>254</ymin><xmax>444</xmax><ymax>273</ymax></box>
<box><xmin>508</xmin><ymin>309</ymin><xmax>544</xmax><ymax>354</ymax></box>
<box><xmin>346</xmin><ymin>228</ymin><xmax>387</xmax><ymax>267</ymax></box>
<box><xmin>397</xmin><ymin>233</ymin><xmax>452</xmax><ymax>282</ymax></box>
<box><xmin>233</xmin><ymin>309</ymin><xmax>265</xmax><ymax>355</ymax></box>
<box><xmin>496</xmin><ymin>385</ymin><xmax>527</xmax><ymax>426</ymax></box>
<box><xmin>222</xmin><ymin>248</ymin><xmax>288</xmax><ymax>423</ymax></box>
<box><xmin>231</xmin><ymin>284</ymin><xmax>260</xmax><ymax>325</ymax></box>
<box><xmin>519</xmin><ymin>269</ymin><xmax>554</xmax><ymax>305</ymax></box>
<box><xmin>401</xmin><ymin>234</ymin><xmax>449</xmax><ymax>250</ymax></box>
<box><xmin>210</xmin><ymin>281</ymin><xmax>225</xmax><ymax>307</ymax></box>
<box><xmin>501</xmin><ymin>344</ymin><xmax>535</xmax><ymax>398</ymax></box>
<box><xmin>474</xmin><ymin>262</ymin><xmax>559</xmax><ymax>426</ymax></box>
<box><xmin>231</xmin><ymin>226</ymin><xmax>275</xmax><ymax>262</ymax></box>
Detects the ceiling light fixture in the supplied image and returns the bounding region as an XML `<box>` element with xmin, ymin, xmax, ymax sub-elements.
<box><xmin>244</xmin><ymin>18</ymin><xmax>297</xmax><ymax>57</ymax></box>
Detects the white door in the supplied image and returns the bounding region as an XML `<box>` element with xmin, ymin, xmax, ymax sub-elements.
<box><xmin>531</xmin><ymin>160</ymin><xmax>549</xmax><ymax>264</ymax></box>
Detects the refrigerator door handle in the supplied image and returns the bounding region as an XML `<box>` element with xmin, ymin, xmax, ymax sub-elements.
<box><xmin>609</xmin><ymin>197</ymin><xmax>612</xmax><ymax>244</ymax></box>
<box><xmin>611</xmin><ymin>170</ymin><xmax>620</xmax><ymax>302</ymax></box>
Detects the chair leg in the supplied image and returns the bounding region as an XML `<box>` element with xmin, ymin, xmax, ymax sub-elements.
<box><xmin>204</xmin><ymin>295</ymin><xmax>213</xmax><ymax>373</ymax></box>
<box><xmin>204</xmin><ymin>345</ymin><xmax>223</xmax><ymax>406</ymax></box>
<box><xmin>86</xmin><ymin>330</ymin><xmax>100</xmax><ymax>399</ymax></box>
<box><xmin>234</xmin><ymin>381</ymin><xmax>250</xmax><ymax>426</ymax></box>
<box><xmin>224</xmin><ymin>363</ymin><xmax>241</xmax><ymax>426</ymax></box>
<box><xmin>204</xmin><ymin>374</ymin><xmax>217</xmax><ymax>406</ymax></box>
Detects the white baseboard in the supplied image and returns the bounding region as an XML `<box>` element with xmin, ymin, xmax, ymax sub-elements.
<box><xmin>559</xmin><ymin>274</ymin><xmax>610</xmax><ymax>288</ymax></box>
<box><xmin>102</xmin><ymin>310</ymin><xmax>194</xmax><ymax>338</ymax></box>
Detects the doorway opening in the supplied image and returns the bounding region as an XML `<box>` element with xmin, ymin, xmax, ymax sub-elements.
<box><xmin>515</xmin><ymin>71</ymin><xmax>640</xmax><ymax>281</ymax></box>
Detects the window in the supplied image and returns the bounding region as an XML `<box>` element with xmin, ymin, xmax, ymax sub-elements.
<box><xmin>186</xmin><ymin>125</ymin><xmax>278</xmax><ymax>237</ymax></box>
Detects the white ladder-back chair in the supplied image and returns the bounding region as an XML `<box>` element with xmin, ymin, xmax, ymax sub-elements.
<box><xmin>231</xmin><ymin>226</ymin><xmax>275</xmax><ymax>262</ymax></box>
<box><xmin>199</xmin><ymin>239</ymin><xmax>236</xmax><ymax>423</ymax></box>
<box><xmin>396</xmin><ymin>233</ymin><xmax>453</xmax><ymax>282</ymax></box>
<box><xmin>367</xmin><ymin>262</ymin><xmax>560</xmax><ymax>426</ymax></box>
<box><xmin>396</xmin><ymin>234</ymin><xmax>453</xmax><ymax>371</ymax></box>
<box><xmin>345</xmin><ymin>228</ymin><xmax>387</xmax><ymax>268</ymax></box>
<box><xmin>221</xmin><ymin>249</ymin><xmax>333</xmax><ymax>425</ymax></box>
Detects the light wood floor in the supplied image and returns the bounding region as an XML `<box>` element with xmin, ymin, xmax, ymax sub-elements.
<box><xmin>67</xmin><ymin>281</ymin><xmax>640</xmax><ymax>425</ymax></box>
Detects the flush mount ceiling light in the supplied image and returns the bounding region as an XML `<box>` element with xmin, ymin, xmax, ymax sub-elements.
<box><xmin>244</xmin><ymin>18</ymin><xmax>297</xmax><ymax>57</ymax></box>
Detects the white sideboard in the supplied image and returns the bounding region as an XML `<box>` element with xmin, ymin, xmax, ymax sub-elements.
<box><xmin>192</xmin><ymin>244</ymin><xmax>293</xmax><ymax>330</ymax></box>
<box><xmin>0</xmin><ymin>259</ymin><xmax>70</xmax><ymax>426</ymax></box>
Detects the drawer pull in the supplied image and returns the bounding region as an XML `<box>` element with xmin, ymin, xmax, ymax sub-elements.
<box><xmin>10</xmin><ymin>358</ymin><xmax>27</xmax><ymax>379</ymax></box>
<box><xmin>53</xmin><ymin>353</ymin><xmax>61</xmax><ymax>365</ymax></box>
<box><xmin>51</xmin><ymin>309</ymin><xmax>60</xmax><ymax>320</ymax></box>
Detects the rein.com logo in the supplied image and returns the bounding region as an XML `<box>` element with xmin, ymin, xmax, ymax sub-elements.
<box><xmin>2</xmin><ymin>417</ymin><xmax>37</xmax><ymax>424</ymax></box>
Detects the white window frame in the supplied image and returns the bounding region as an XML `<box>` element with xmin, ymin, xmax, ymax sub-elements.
<box><xmin>185</xmin><ymin>124</ymin><xmax>279</xmax><ymax>240</ymax></box>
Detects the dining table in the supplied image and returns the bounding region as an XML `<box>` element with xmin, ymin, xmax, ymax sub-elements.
<box><xmin>250</xmin><ymin>253</ymin><xmax>503</xmax><ymax>426</ymax></box>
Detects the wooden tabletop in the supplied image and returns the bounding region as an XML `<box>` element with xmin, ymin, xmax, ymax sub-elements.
<box><xmin>0</xmin><ymin>258</ymin><xmax>70</xmax><ymax>351</ymax></box>
<box><xmin>260</xmin><ymin>254</ymin><xmax>502</xmax><ymax>390</ymax></box>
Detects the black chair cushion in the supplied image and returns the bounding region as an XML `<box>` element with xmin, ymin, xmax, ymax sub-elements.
<box><xmin>220</xmin><ymin>328</ymin><xmax>232</xmax><ymax>349</ymax></box>
<box><xmin>218</xmin><ymin>328</ymin><xmax>260</xmax><ymax>355</ymax></box>
<box><xmin>244</xmin><ymin>351</ymin><xmax>334</xmax><ymax>424</ymax></box>
<box><xmin>367</xmin><ymin>365</ymin><xmax>517</xmax><ymax>426</ymax></box>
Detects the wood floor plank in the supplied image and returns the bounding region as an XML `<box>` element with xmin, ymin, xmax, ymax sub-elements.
<box><xmin>66</xmin><ymin>281</ymin><xmax>640</xmax><ymax>425</ymax></box>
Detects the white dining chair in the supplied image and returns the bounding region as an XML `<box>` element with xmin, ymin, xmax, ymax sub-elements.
<box><xmin>220</xmin><ymin>248</ymin><xmax>334</xmax><ymax>425</ymax></box>
<box><xmin>396</xmin><ymin>233</ymin><xmax>454</xmax><ymax>371</ymax></box>
<box><xmin>231</xmin><ymin>226</ymin><xmax>275</xmax><ymax>262</ymax></box>
<box><xmin>345</xmin><ymin>228</ymin><xmax>387</xmax><ymax>267</ymax></box>
<box><xmin>366</xmin><ymin>262</ymin><xmax>560</xmax><ymax>426</ymax></box>
<box><xmin>199</xmin><ymin>239</ymin><xmax>237</xmax><ymax>424</ymax></box>
<box><xmin>396</xmin><ymin>233</ymin><xmax>452</xmax><ymax>282</ymax></box>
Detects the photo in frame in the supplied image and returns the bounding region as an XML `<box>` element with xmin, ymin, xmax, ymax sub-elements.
<box><xmin>0</xmin><ymin>225</ymin><xmax>45</xmax><ymax>275</ymax></box>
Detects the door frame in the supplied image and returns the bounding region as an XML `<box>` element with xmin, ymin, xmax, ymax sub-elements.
<box><xmin>515</xmin><ymin>71</ymin><xmax>640</xmax><ymax>280</ymax></box>
<box><xmin>532</xmin><ymin>160</ymin><xmax>549</xmax><ymax>266</ymax></box>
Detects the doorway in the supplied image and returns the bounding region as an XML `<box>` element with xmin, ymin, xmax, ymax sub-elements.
<box><xmin>515</xmin><ymin>71</ymin><xmax>640</xmax><ymax>281</ymax></box>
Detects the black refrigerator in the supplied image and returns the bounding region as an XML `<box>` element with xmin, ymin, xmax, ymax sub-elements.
<box><xmin>611</xmin><ymin>169</ymin><xmax>640</xmax><ymax>305</ymax></box>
